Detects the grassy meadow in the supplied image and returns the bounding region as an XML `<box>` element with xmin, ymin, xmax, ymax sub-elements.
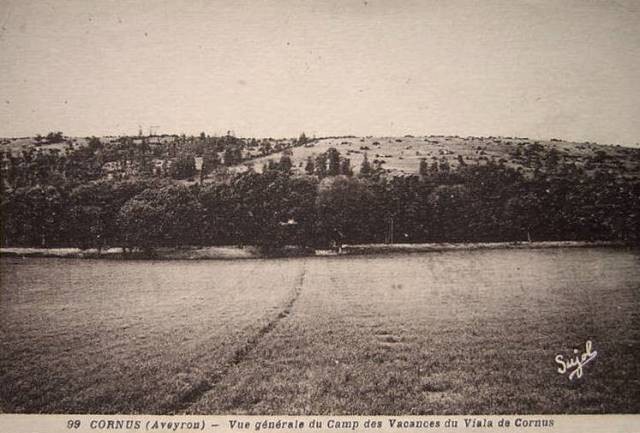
<box><xmin>0</xmin><ymin>259</ymin><xmax>301</xmax><ymax>413</ymax></box>
<box><xmin>238</xmin><ymin>135</ymin><xmax>640</xmax><ymax>179</ymax></box>
<box><xmin>1</xmin><ymin>247</ymin><xmax>639</xmax><ymax>414</ymax></box>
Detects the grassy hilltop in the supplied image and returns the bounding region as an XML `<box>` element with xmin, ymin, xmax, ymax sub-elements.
<box><xmin>2</xmin><ymin>133</ymin><xmax>640</xmax><ymax>182</ymax></box>
<box><xmin>235</xmin><ymin>135</ymin><xmax>640</xmax><ymax>183</ymax></box>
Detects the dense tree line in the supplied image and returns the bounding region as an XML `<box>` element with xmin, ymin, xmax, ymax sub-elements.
<box><xmin>1</xmin><ymin>149</ymin><xmax>638</xmax><ymax>250</ymax></box>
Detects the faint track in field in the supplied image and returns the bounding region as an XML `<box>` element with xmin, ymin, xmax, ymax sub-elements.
<box><xmin>164</xmin><ymin>260</ymin><xmax>307</xmax><ymax>414</ymax></box>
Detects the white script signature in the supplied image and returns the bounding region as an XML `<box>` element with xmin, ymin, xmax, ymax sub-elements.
<box><xmin>555</xmin><ymin>340</ymin><xmax>597</xmax><ymax>380</ymax></box>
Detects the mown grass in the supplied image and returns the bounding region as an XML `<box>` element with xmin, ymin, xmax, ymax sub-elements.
<box><xmin>1</xmin><ymin>248</ymin><xmax>639</xmax><ymax>414</ymax></box>
<box><xmin>187</xmin><ymin>248</ymin><xmax>640</xmax><ymax>414</ymax></box>
<box><xmin>0</xmin><ymin>258</ymin><xmax>302</xmax><ymax>413</ymax></box>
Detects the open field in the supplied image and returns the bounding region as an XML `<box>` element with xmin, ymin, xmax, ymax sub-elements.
<box><xmin>239</xmin><ymin>136</ymin><xmax>640</xmax><ymax>179</ymax></box>
<box><xmin>0</xmin><ymin>259</ymin><xmax>302</xmax><ymax>413</ymax></box>
<box><xmin>1</xmin><ymin>247</ymin><xmax>639</xmax><ymax>414</ymax></box>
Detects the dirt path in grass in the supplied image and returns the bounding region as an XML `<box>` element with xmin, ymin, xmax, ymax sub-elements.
<box><xmin>184</xmin><ymin>249</ymin><xmax>640</xmax><ymax>414</ymax></box>
<box><xmin>169</xmin><ymin>260</ymin><xmax>307</xmax><ymax>414</ymax></box>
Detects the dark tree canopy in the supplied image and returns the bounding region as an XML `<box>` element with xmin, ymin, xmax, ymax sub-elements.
<box><xmin>118</xmin><ymin>185</ymin><xmax>203</xmax><ymax>251</ymax></box>
<box><xmin>170</xmin><ymin>153</ymin><xmax>197</xmax><ymax>180</ymax></box>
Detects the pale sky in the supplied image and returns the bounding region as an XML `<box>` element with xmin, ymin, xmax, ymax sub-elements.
<box><xmin>1</xmin><ymin>0</ymin><xmax>639</xmax><ymax>145</ymax></box>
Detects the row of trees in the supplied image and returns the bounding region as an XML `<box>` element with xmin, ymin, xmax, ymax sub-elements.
<box><xmin>2</xmin><ymin>160</ymin><xmax>638</xmax><ymax>251</ymax></box>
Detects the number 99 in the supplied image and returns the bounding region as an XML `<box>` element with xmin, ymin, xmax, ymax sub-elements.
<box><xmin>67</xmin><ymin>419</ymin><xmax>81</xmax><ymax>429</ymax></box>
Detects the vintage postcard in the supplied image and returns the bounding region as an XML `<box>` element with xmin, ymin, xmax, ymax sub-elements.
<box><xmin>1</xmin><ymin>1</ymin><xmax>639</xmax><ymax>432</ymax></box>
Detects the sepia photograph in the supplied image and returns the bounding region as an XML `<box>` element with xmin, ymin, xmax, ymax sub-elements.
<box><xmin>0</xmin><ymin>0</ymin><xmax>639</xmax><ymax>428</ymax></box>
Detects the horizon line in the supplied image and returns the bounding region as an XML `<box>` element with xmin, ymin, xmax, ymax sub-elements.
<box><xmin>1</xmin><ymin>132</ymin><xmax>638</xmax><ymax>148</ymax></box>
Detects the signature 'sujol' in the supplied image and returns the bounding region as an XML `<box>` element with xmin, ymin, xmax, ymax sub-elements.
<box><xmin>555</xmin><ymin>340</ymin><xmax>597</xmax><ymax>380</ymax></box>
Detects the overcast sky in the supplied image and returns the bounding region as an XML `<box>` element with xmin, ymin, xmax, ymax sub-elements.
<box><xmin>1</xmin><ymin>0</ymin><xmax>639</xmax><ymax>145</ymax></box>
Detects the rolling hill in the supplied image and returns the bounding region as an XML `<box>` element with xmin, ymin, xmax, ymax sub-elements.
<box><xmin>235</xmin><ymin>135</ymin><xmax>640</xmax><ymax>181</ymax></box>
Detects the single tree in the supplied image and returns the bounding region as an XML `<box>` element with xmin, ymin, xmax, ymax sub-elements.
<box><xmin>327</xmin><ymin>147</ymin><xmax>341</xmax><ymax>176</ymax></box>
<box><xmin>305</xmin><ymin>156</ymin><xmax>315</xmax><ymax>175</ymax></box>
<box><xmin>360</xmin><ymin>153</ymin><xmax>372</xmax><ymax>177</ymax></box>
<box><xmin>418</xmin><ymin>158</ymin><xmax>428</xmax><ymax>177</ymax></box>
<box><xmin>170</xmin><ymin>152</ymin><xmax>197</xmax><ymax>180</ymax></box>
